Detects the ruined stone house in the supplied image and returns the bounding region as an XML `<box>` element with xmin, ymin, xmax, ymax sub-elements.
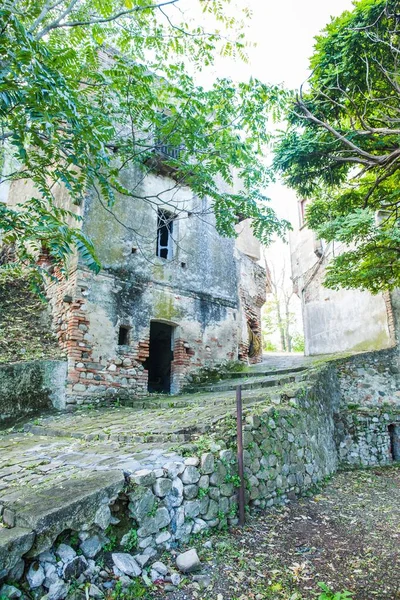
<box><xmin>290</xmin><ymin>198</ymin><xmax>397</xmax><ymax>355</ymax></box>
<box><xmin>4</xmin><ymin>152</ymin><xmax>266</xmax><ymax>407</ymax></box>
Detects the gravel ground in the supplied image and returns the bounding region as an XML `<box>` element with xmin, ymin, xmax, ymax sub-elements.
<box><xmin>149</xmin><ymin>467</ymin><xmax>400</xmax><ymax>600</ymax></box>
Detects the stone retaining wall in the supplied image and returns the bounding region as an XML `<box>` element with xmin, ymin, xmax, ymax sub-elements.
<box><xmin>336</xmin><ymin>348</ymin><xmax>400</xmax><ymax>408</ymax></box>
<box><xmin>335</xmin><ymin>408</ymin><xmax>400</xmax><ymax>467</ymax></box>
<box><xmin>0</xmin><ymin>360</ymin><xmax>67</xmax><ymax>424</ymax></box>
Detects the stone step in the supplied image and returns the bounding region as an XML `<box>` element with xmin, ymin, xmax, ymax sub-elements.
<box><xmin>216</xmin><ymin>365</ymin><xmax>307</xmax><ymax>380</ymax></box>
<box><xmin>24</xmin><ymin>423</ymin><xmax>202</xmax><ymax>444</ymax></box>
<box><xmin>185</xmin><ymin>371</ymin><xmax>307</xmax><ymax>393</ymax></box>
<box><xmin>0</xmin><ymin>470</ymin><xmax>125</xmax><ymax>556</ymax></box>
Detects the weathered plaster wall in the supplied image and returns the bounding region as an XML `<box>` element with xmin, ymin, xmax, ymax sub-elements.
<box><xmin>42</xmin><ymin>163</ymin><xmax>265</xmax><ymax>404</ymax></box>
<box><xmin>290</xmin><ymin>222</ymin><xmax>394</xmax><ymax>355</ymax></box>
<box><xmin>57</xmin><ymin>268</ymin><xmax>239</xmax><ymax>404</ymax></box>
<box><xmin>0</xmin><ymin>360</ymin><xmax>67</xmax><ymax>423</ymax></box>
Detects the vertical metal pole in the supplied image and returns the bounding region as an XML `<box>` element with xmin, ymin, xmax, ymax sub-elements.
<box><xmin>236</xmin><ymin>385</ymin><xmax>246</xmax><ymax>526</ymax></box>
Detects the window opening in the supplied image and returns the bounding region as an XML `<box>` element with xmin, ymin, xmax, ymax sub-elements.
<box><xmin>156</xmin><ymin>209</ymin><xmax>175</xmax><ymax>259</ymax></box>
<box><xmin>118</xmin><ymin>325</ymin><xmax>130</xmax><ymax>346</ymax></box>
<box><xmin>388</xmin><ymin>424</ymin><xmax>400</xmax><ymax>460</ymax></box>
<box><xmin>299</xmin><ymin>199</ymin><xmax>307</xmax><ymax>228</ymax></box>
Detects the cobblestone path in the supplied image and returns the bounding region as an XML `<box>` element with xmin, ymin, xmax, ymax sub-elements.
<box><xmin>0</xmin><ymin>354</ymin><xmax>316</xmax><ymax>532</ymax></box>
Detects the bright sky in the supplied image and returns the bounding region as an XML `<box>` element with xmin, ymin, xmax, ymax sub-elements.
<box><xmin>212</xmin><ymin>0</ymin><xmax>355</xmax><ymax>222</ymax></box>
<box><xmin>179</xmin><ymin>0</ymin><xmax>354</xmax><ymax>222</ymax></box>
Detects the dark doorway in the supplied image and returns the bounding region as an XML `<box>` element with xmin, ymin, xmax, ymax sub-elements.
<box><xmin>147</xmin><ymin>322</ymin><xmax>174</xmax><ymax>393</ymax></box>
<box><xmin>388</xmin><ymin>424</ymin><xmax>400</xmax><ymax>461</ymax></box>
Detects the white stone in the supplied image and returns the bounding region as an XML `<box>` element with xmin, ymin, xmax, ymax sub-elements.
<box><xmin>184</xmin><ymin>457</ymin><xmax>199</xmax><ymax>467</ymax></box>
<box><xmin>112</xmin><ymin>553</ymin><xmax>142</xmax><ymax>577</ymax></box>
<box><xmin>39</xmin><ymin>551</ymin><xmax>56</xmax><ymax>564</ymax></box>
<box><xmin>47</xmin><ymin>579</ymin><xmax>69</xmax><ymax>600</ymax></box>
<box><xmin>80</xmin><ymin>535</ymin><xmax>103</xmax><ymax>558</ymax></box>
<box><xmin>44</xmin><ymin>563</ymin><xmax>59</xmax><ymax>588</ymax></box>
<box><xmin>192</xmin><ymin>518</ymin><xmax>208</xmax><ymax>534</ymax></box>
<box><xmin>153</xmin><ymin>478</ymin><xmax>172</xmax><ymax>498</ymax></box>
<box><xmin>89</xmin><ymin>584</ymin><xmax>104</xmax><ymax>598</ymax></box>
<box><xmin>134</xmin><ymin>554</ymin><xmax>151</xmax><ymax>568</ymax></box>
<box><xmin>56</xmin><ymin>544</ymin><xmax>76</xmax><ymax>563</ymax></box>
<box><xmin>176</xmin><ymin>549</ymin><xmax>201</xmax><ymax>573</ymax></box>
<box><xmin>171</xmin><ymin>573</ymin><xmax>181</xmax><ymax>586</ymax></box>
<box><xmin>181</xmin><ymin>466</ymin><xmax>200</xmax><ymax>484</ymax></box>
<box><xmin>163</xmin><ymin>462</ymin><xmax>185</xmax><ymax>479</ymax></box>
<box><xmin>151</xmin><ymin>561</ymin><xmax>168</xmax><ymax>576</ymax></box>
<box><xmin>155</xmin><ymin>530</ymin><xmax>171</xmax><ymax>545</ymax></box>
<box><xmin>132</xmin><ymin>469</ymin><xmax>156</xmax><ymax>486</ymax></box>
<box><xmin>94</xmin><ymin>504</ymin><xmax>112</xmax><ymax>530</ymax></box>
<box><xmin>0</xmin><ymin>585</ymin><xmax>22</xmax><ymax>599</ymax></box>
<box><xmin>27</xmin><ymin>562</ymin><xmax>45</xmax><ymax>589</ymax></box>
<box><xmin>151</xmin><ymin>569</ymin><xmax>163</xmax><ymax>582</ymax></box>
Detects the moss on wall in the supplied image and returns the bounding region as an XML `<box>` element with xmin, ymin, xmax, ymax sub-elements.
<box><xmin>0</xmin><ymin>278</ymin><xmax>63</xmax><ymax>363</ymax></box>
<box><xmin>153</xmin><ymin>292</ymin><xmax>180</xmax><ymax>321</ymax></box>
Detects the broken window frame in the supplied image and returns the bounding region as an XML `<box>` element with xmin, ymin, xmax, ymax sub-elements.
<box><xmin>299</xmin><ymin>199</ymin><xmax>307</xmax><ymax>228</ymax></box>
<box><xmin>156</xmin><ymin>209</ymin><xmax>175</xmax><ymax>260</ymax></box>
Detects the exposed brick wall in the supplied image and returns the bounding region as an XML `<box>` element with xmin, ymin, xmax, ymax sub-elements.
<box><xmin>45</xmin><ymin>255</ymin><xmax>262</xmax><ymax>404</ymax></box>
<box><xmin>238</xmin><ymin>258</ymin><xmax>266</xmax><ymax>364</ymax></box>
<box><xmin>47</xmin><ymin>271</ymin><xmax>150</xmax><ymax>406</ymax></box>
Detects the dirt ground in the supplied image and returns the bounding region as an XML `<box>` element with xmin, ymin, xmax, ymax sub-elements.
<box><xmin>151</xmin><ymin>467</ymin><xmax>400</xmax><ymax>600</ymax></box>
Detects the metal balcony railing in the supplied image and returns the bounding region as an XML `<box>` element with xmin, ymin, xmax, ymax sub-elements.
<box><xmin>155</xmin><ymin>143</ymin><xmax>182</xmax><ymax>160</ymax></box>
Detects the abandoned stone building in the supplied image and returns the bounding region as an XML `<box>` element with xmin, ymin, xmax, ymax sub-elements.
<box><xmin>4</xmin><ymin>156</ymin><xmax>266</xmax><ymax>406</ymax></box>
<box><xmin>290</xmin><ymin>198</ymin><xmax>397</xmax><ymax>355</ymax></box>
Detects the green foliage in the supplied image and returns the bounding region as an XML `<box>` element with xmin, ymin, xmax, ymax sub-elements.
<box><xmin>317</xmin><ymin>582</ymin><xmax>353</xmax><ymax>600</ymax></box>
<box><xmin>263</xmin><ymin>339</ymin><xmax>278</xmax><ymax>352</ymax></box>
<box><xmin>108</xmin><ymin>579</ymin><xmax>152</xmax><ymax>600</ymax></box>
<box><xmin>121</xmin><ymin>528</ymin><xmax>138</xmax><ymax>552</ymax></box>
<box><xmin>273</xmin><ymin>0</ymin><xmax>400</xmax><ymax>292</ymax></box>
<box><xmin>103</xmin><ymin>525</ymin><xmax>118</xmax><ymax>552</ymax></box>
<box><xmin>1</xmin><ymin>0</ymin><xmax>289</xmax><ymax>285</ymax></box>
<box><xmin>291</xmin><ymin>333</ymin><xmax>305</xmax><ymax>353</ymax></box>
<box><xmin>198</xmin><ymin>487</ymin><xmax>208</xmax><ymax>499</ymax></box>
<box><xmin>0</xmin><ymin>277</ymin><xmax>62</xmax><ymax>363</ymax></box>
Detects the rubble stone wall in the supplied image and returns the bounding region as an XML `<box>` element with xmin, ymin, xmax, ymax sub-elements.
<box><xmin>334</xmin><ymin>348</ymin><xmax>400</xmax><ymax>467</ymax></box>
<box><xmin>335</xmin><ymin>408</ymin><xmax>400</xmax><ymax>467</ymax></box>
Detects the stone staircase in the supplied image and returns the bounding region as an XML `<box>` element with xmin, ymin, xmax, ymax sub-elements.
<box><xmin>0</xmin><ymin>355</ymin><xmax>317</xmax><ymax>574</ymax></box>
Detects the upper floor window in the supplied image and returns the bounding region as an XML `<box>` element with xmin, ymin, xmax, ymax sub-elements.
<box><xmin>156</xmin><ymin>209</ymin><xmax>175</xmax><ymax>259</ymax></box>
<box><xmin>299</xmin><ymin>199</ymin><xmax>307</xmax><ymax>228</ymax></box>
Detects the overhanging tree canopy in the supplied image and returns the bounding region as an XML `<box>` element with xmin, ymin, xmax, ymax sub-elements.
<box><xmin>273</xmin><ymin>0</ymin><xmax>400</xmax><ymax>293</ymax></box>
<box><xmin>0</xmin><ymin>0</ymin><xmax>289</xmax><ymax>285</ymax></box>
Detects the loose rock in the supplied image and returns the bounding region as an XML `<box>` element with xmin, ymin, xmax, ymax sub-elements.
<box><xmin>111</xmin><ymin>553</ymin><xmax>142</xmax><ymax>577</ymax></box>
<box><xmin>27</xmin><ymin>562</ymin><xmax>45</xmax><ymax>589</ymax></box>
<box><xmin>176</xmin><ymin>549</ymin><xmax>201</xmax><ymax>573</ymax></box>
